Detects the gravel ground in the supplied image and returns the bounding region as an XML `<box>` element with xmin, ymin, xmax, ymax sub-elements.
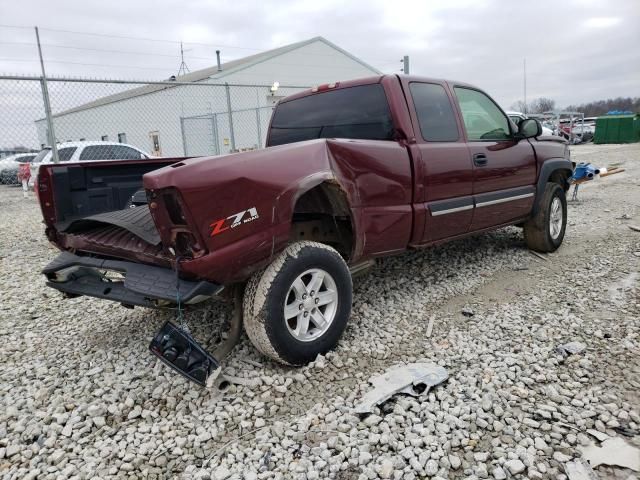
<box><xmin>1</xmin><ymin>143</ymin><xmax>639</xmax><ymax>480</ymax></box>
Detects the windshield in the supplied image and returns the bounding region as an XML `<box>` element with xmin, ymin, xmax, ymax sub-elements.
<box><xmin>33</xmin><ymin>148</ymin><xmax>51</xmax><ymax>163</ymax></box>
<box><xmin>268</xmin><ymin>84</ymin><xmax>394</xmax><ymax>147</ymax></box>
<box><xmin>16</xmin><ymin>155</ymin><xmax>36</xmax><ymax>163</ymax></box>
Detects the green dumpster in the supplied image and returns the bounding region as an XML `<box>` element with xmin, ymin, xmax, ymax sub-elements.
<box><xmin>594</xmin><ymin>114</ymin><xmax>640</xmax><ymax>144</ymax></box>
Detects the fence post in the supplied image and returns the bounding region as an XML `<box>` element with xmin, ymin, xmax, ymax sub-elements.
<box><xmin>179</xmin><ymin>117</ymin><xmax>188</xmax><ymax>156</ymax></box>
<box><xmin>255</xmin><ymin>108</ymin><xmax>262</xmax><ymax>148</ymax></box>
<box><xmin>224</xmin><ymin>83</ymin><xmax>236</xmax><ymax>152</ymax></box>
<box><xmin>212</xmin><ymin>114</ymin><xmax>220</xmax><ymax>155</ymax></box>
<box><xmin>35</xmin><ymin>27</ymin><xmax>59</xmax><ymax>163</ymax></box>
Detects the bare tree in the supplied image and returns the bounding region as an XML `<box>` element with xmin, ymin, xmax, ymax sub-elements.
<box><xmin>530</xmin><ymin>97</ymin><xmax>556</xmax><ymax>113</ymax></box>
<box><xmin>565</xmin><ymin>97</ymin><xmax>639</xmax><ymax>116</ymax></box>
<box><xmin>510</xmin><ymin>100</ymin><xmax>528</xmax><ymax>112</ymax></box>
<box><xmin>511</xmin><ymin>98</ymin><xmax>557</xmax><ymax>114</ymax></box>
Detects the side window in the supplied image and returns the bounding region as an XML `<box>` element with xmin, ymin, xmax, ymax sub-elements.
<box><xmin>112</xmin><ymin>146</ymin><xmax>142</xmax><ymax>159</ymax></box>
<box><xmin>57</xmin><ymin>147</ymin><xmax>77</xmax><ymax>162</ymax></box>
<box><xmin>509</xmin><ymin>115</ymin><xmax>523</xmax><ymax>126</ymax></box>
<box><xmin>79</xmin><ymin>145</ymin><xmax>113</xmax><ymax>161</ymax></box>
<box><xmin>454</xmin><ymin>88</ymin><xmax>511</xmax><ymax>141</ymax></box>
<box><xmin>409</xmin><ymin>83</ymin><xmax>459</xmax><ymax>142</ymax></box>
<box><xmin>268</xmin><ymin>84</ymin><xmax>394</xmax><ymax>146</ymax></box>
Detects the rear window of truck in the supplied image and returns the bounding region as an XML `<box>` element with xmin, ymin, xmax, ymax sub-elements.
<box><xmin>268</xmin><ymin>84</ymin><xmax>394</xmax><ymax>146</ymax></box>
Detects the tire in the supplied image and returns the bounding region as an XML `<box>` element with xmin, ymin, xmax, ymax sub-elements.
<box><xmin>243</xmin><ymin>241</ymin><xmax>352</xmax><ymax>365</ymax></box>
<box><xmin>524</xmin><ymin>182</ymin><xmax>567</xmax><ymax>252</ymax></box>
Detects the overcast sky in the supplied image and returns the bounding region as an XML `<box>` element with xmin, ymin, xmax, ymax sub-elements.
<box><xmin>1</xmin><ymin>0</ymin><xmax>638</xmax><ymax>109</ymax></box>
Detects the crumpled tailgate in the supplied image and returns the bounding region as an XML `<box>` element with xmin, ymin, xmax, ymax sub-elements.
<box><xmin>63</xmin><ymin>205</ymin><xmax>161</xmax><ymax>245</ymax></box>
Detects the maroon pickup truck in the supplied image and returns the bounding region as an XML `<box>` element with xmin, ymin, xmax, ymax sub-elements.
<box><xmin>38</xmin><ymin>74</ymin><xmax>571</xmax><ymax>376</ymax></box>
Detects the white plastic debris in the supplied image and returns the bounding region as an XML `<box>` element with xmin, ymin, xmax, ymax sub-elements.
<box><xmin>579</xmin><ymin>437</ymin><xmax>640</xmax><ymax>472</ymax></box>
<box><xmin>354</xmin><ymin>362</ymin><xmax>448</xmax><ymax>414</ymax></box>
<box><xmin>585</xmin><ymin>429</ymin><xmax>609</xmax><ymax>442</ymax></box>
<box><xmin>556</xmin><ymin>341</ymin><xmax>587</xmax><ymax>356</ymax></box>
<box><xmin>565</xmin><ymin>458</ymin><xmax>598</xmax><ymax>480</ymax></box>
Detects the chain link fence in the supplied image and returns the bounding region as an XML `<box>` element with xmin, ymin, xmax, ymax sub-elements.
<box><xmin>0</xmin><ymin>74</ymin><xmax>308</xmax><ymax>183</ymax></box>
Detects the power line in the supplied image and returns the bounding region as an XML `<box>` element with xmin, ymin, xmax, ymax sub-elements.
<box><xmin>0</xmin><ymin>25</ymin><xmax>407</xmax><ymax>77</ymax></box>
<box><xmin>0</xmin><ymin>55</ymin><xmax>395</xmax><ymax>75</ymax></box>
<box><xmin>0</xmin><ymin>39</ymin><xmax>398</xmax><ymax>67</ymax></box>
<box><xmin>0</xmin><ymin>58</ymin><xmax>189</xmax><ymax>72</ymax></box>
<box><xmin>0</xmin><ymin>41</ymin><xmax>208</xmax><ymax>60</ymax></box>
<box><xmin>0</xmin><ymin>24</ymin><xmax>262</xmax><ymax>50</ymax></box>
<box><xmin>0</xmin><ymin>24</ymin><xmax>398</xmax><ymax>63</ymax></box>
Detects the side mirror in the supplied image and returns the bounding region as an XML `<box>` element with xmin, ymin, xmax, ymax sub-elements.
<box><xmin>518</xmin><ymin>118</ymin><xmax>543</xmax><ymax>139</ymax></box>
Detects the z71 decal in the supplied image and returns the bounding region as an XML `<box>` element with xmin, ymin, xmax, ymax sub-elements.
<box><xmin>209</xmin><ymin>207</ymin><xmax>259</xmax><ymax>237</ymax></box>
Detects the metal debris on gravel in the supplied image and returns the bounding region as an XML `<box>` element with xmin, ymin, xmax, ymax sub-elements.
<box><xmin>354</xmin><ymin>363</ymin><xmax>449</xmax><ymax>414</ymax></box>
<box><xmin>579</xmin><ymin>437</ymin><xmax>640</xmax><ymax>472</ymax></box>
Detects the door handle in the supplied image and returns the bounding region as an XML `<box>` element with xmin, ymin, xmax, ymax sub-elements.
<box><xmin>473</xmin><ymin>153</ymin><xmax>488</xmax><ymax>166</ymax></box>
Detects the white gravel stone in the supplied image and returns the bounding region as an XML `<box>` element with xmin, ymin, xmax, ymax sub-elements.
<box><xmin>377</xmin><ymin>458</ymin><xmax>394</xmax><ymax>478</ymax></box>
<box><xmin>359</xmin><ymin>451</ymin><xmax>373</xmax><ymax>465</ymax></box>
<box><xmin>492</xmin><ymin>466</ymin><xmax>507</xmax><ymax>479</ymax></box>
<box><xmin>5</xmin><ymin>445</ymin><xmax>21</xmax><ymax>458</ymax></box>
<box><xmin>504</xmin><ymin>459</ymin><xmax>525</xmax><ymax>475</ymax></box>
<box><xmin>213</xmin><ymin>466</ymin><xmax>231</xmax><ymax>480</ymax></box>
<box><xmin>552</xmin><ymin>451</ymin><xmax>572</xmax><ymax>463</ymax></box>
<box><xmin>449</xmin><ymin>455</ymin><xmax>462</xmax><ymax>470</ymax></box>
<box><xmin>425</xmin><ymin>459</ymin><xmax>438</xmax><ymax>476</ymax></box>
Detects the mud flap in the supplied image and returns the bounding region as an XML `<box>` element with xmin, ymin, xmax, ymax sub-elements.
<box><xmin>149</xmin><ymin>321</ymin><xmax>219</xmax><ymax>386</ymax></box>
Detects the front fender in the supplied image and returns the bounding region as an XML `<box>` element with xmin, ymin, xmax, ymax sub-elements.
<box><xmin>533</xmin><ymin>158</ymin><xmax>573</xmax><ymax>215</ymax></box>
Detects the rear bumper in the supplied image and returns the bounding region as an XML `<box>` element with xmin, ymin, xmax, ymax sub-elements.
<box><xmin>43</xmin><ymin>251</ymin><xmax>223</xmax><ymax>308</ymax></box>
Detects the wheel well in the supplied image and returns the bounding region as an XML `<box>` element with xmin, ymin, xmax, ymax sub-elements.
<box><xmin>549</xmin><ymin>169</ymin><xmax>571</xmax><ymax>191</ymax></box>
<box><xmin>290</xmin><ymin>183</ymin><xmax>354</xmax><ymax>259</ymax></box>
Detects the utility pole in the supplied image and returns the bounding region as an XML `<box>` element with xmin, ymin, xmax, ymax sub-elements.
<box><xmin>35</xmin><ymin>26</ymin><xmax>59</xmax><ymax>163</ymax></box>
<box><xmin>401</xmin><ymin>55</ymin><xmax>410</xmax><ymax>74</ymax></box>
<box><xmin>523</xmin><ymin>58</ymin><xmax>527</xmax><ymax>115</ymax></box>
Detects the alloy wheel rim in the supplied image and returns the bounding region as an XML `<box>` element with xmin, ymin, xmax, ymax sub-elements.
<box><xmin>284</xmin><ymin>268</ymin><xmax>338</xmax><ymax>342</ymax></box>
<box><xmin>549</xmin><ymin>197</ymin><xmax>563</xmax><ymax>240</ymax></box>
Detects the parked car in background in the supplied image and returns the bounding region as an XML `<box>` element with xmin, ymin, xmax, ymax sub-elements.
<box><xmin>29</xmin><ymin>141</ymin><xmax>152</xmax><ymax>187</ymax></box>
<box><xmin>506</xmin><ymin>111</ymin><xmax>553</xmax><ymax>136</ymax></box>
<box><xmin>556</xmin><ymin>121</ymin><xmax>595</xmax><ymax>143</ymax></box>
<box><xmin>0</xmin><ymin>153</ymin><xmax>37</xmax><ymax>185</ymax></box>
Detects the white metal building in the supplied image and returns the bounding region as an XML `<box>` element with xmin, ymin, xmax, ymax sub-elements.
<box><xmin>36</xmin><ymin>37</ymin><xmax>380</xmax><ymax>157</ymax></box>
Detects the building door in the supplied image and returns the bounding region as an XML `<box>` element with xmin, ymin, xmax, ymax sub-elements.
<box><xmin>149</xmin><ymin>131</ymin><xmax>162</xmax><ymax>156</ymax></box>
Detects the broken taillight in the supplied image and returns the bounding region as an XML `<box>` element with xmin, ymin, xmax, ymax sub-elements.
<box><xmin>163</xmin><ymin>193</ymin><xmax>187</xmax><ymax>225</ymax></box>
<box><xmin>37</xmin><ymin>166</ymin><xmax>57</xmax><ymax>226</ymax></box>
<box><xmin>174</xmin><ymin>231</ymin><xmax>204</xmax><ymax>258</ymax></box>
<box><xmin>147</xmin><ymin>188</ymin><xmax>206</xmax><ymax>259</ymax></box>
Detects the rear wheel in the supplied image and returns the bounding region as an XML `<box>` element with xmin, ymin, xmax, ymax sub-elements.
<box><xmin>524</xmin><ymin>182</ymin><xmax>567</xmax><ymax>252</ymax></box>
<box><xmin>243</xmin><ymin>241</ymin><xmax>352</xmax><ymax>365</ymax></box>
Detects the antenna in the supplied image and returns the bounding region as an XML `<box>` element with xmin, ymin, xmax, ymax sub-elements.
<box><xmin>177</xmin><ymin>41</ymin><xmax>191</xmax><ymax>76</ymax></box>
<box><xmin>523</xmin><ymin>58</ymin><xmax>527</xmax><ymax>114</ymax></box>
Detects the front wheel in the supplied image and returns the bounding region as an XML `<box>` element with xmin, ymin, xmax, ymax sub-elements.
<box><xmin>523</xmin><ymin>182</ymin><xmax>567</xmax><ymax>252</ymax></box>
<box><xmin>243</xmin><ymin>241</ymin><xmax>352</xmax><ymax>365</ymax></box>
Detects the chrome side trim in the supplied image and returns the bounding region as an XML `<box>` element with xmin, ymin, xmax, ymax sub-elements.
<box><xmin>475</xmin><ymin>192</ymin><xmax>534</xmax><ymax>208</ymax></box>
<box><xmin>431</xmin><ymin>204</ymin><xmax>474</xmax><ymax>217</ymax></box>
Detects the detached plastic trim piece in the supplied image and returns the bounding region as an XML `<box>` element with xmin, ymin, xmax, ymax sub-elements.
<box><xmin>150</xmin><ymin>321</ymin><xmax>220</xmax><ymax>386</ymax></box>
<box><xmin>43</xmin><ymin>251</ymin><xmax>222</xmax><ymax>307</ymax></box>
